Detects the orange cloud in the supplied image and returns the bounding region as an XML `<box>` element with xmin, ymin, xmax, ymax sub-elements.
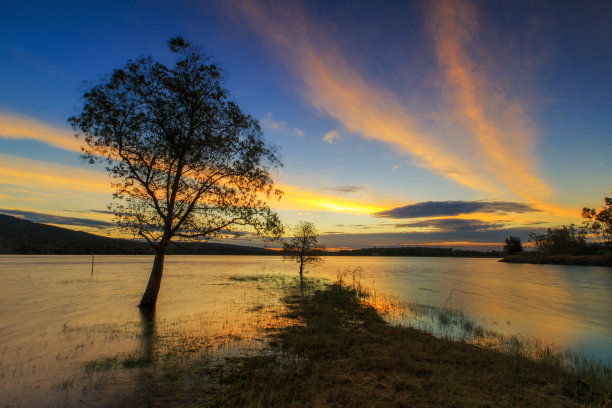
<box><xmin>230</xmin><ymin>0</ymin><xmax>553</xmax><ymax>205</ymax></box>
<box><xmin>275</xmin><ymin>182</ymin><xmax>393</xmax><ymax>214</ymax></box>
<box><xmin>0</xmin><ymin>111</ymin><xmax>84</xmax><ymax>152</ymax></box>
<box><xmin>0</xmin><ymin>154</ymin><xmax>111</xmax><ymax>193</ymax></box>
<box><xmin>0</xmin><ymin>150</ymin><xmax>394</xmax><ymax>217</ymax></box>
<box><xmin>323</xmin><ymin>130</ymin><xmax>340</xmax><ymax>144</ymax></box>
<box><xmin>430</xmin><ymin>0</ymin><xmax>550</xmax><ymax>203</ymax></box>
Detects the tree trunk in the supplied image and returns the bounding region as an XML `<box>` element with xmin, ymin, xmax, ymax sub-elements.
<box><xmin>299</xmin><ymin>257</ymin><xmax>304</xmax><ymax>297</ymax></box>
<box><xmin>138</xmin><ymin>249</ymin><xmax>166</xmax><ymax>309</ymax></box>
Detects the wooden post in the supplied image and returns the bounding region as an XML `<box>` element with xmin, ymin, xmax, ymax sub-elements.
<box><xmin>91</xmin><ymin>254</ymin><xmax>95</xmax><ymax>277</ymax></box>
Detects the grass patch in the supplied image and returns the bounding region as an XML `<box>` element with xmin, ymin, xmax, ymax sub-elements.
<box><xmin>82</xmin><ymin>356</ymin><xmax>119</xmax><ymax>374</ymax></box>
<box><xmin>210</xmin><ymin>283</ymin><xmax>611</xmax><ymax>407</ymax></box>
<box><xmin>106</xmin><ymin>275</ymin><xmax>612</xmax><ymax>407</ymax></box>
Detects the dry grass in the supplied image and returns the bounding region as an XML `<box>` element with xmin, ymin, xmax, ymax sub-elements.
<box><xmin>116</xmin><ymin>278</ymin><xmax>612</xmax><ymax>407</ymax></box>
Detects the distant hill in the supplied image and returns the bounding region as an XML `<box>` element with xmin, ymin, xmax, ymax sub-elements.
<box><xmin>0</xmin><ymin>214</ymin><xmax>503</xmax><ymax>257</ymax></box>
<box><xmin>0</xmin><ymin>214</ymin><xmax>274</xmax><ymax>255</ymax></box>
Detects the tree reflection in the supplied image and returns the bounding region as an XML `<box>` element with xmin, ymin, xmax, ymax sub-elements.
<box><xmin>139</xmin><ymin>308</ymin><xmax>156</xmax><ymax>365</ymax></box>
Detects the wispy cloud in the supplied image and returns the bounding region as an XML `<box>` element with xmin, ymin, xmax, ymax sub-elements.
<box><xmin>0</xmin><ymin>111</ymin><xmax>83</xmax><ymax>152</ymax></box>
<box><xmin>430</xmin><ymin>0</ymin><xmax>550</xmax><ymax>203</ymax></box>
<box><xmin>0</xmin><ymin>153</ymin><xmax>111</xmax><ymax>193</ymax></box>
<box><xmin>230</xmin><ymin>0</ymin><xmax>552</xmax><ymax>204</ymax></box>
<box><xmin>260</xmin><ymin>112</ymin><xmax>285</xmax><ymax>129</ymax></box>
<box><xmin>322</xmin><ymin>185</ymin><xmax>365</xmax><ymax>194</ymax></box>
<box><xmin>12</xmin><ymin>48</ymin><xmax>70</xmax><ymax>78</ymax></box>
<box><xmin>323</xmin><ymin>130</ymin><xmax>340</xmax><ymax>143</ymax></box>
<box><xmin>261</xmin><ymin>113</ymin><xmax>304</xmax><ymax>137</ymax></box>
<box><xmin>275</xmin><ymin>182</ymin><xmax>392</xmax><ymax>214</ymax></box>
<box><xmin>0</xmin><ymin>208</ymin><xmax>114</xmax><ymax>229</ymax></box>
<box><xmin>376</xmin><ymin>200</ymin><xmax>541</xmax><ymax>219</ymax></box>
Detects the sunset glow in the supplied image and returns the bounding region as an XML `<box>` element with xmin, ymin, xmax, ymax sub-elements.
<box><xmin>0</xmin><ymin>0</ymin><xmax>610</xmax><ymax>249</ymax></box>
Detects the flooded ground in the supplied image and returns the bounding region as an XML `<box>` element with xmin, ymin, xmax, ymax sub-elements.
<box><xmin>0</xmin><ymin>255</ymin><xmax>610</xmax><ymax>406</ymax></box>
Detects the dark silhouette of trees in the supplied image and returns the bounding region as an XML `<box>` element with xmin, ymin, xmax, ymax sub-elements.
<box><xmin>503</xmin><ymin>236</ymin><xmax>523</xmax><ymax>254</ymax></box>
<box><xmin>528</xmin><ymin>225</ymin><xmax>587</xmax><ymax>255</ymax></box>
<box><xmin>282</xmin><ymin>221</ymin><xmax>324</xmax><ymax>294</ymax></box>
<box><xmin>582</xmin><ymin>194</ymin><xmax>612</xmax><ymax>252</ymax></box>
<box><xmin>70</xmin><ymin>38</ymin><xmax>283</xmax><ymax>309</ymax></box>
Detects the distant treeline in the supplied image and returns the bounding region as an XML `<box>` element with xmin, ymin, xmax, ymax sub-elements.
<box><xmin>329</xmin><ymin>247</ymin><xmax>502</xmax><ymax>257</ymax></box>
<box><xmin>500</xmin><ymin>194</ymin><xmax>612</xmax><ymax>266</ymax></box>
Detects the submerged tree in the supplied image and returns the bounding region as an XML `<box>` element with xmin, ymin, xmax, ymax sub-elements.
<box><xmin>503</xmin><ymin>236</ymin><xmax>523</xmax><ymax>255</ymax></box>
<box><xmin>70</xmin><ymin>38</ymin><xmax>283</xmax><ymax>309</ymax></box>
<box><xmin>282</xmin><ymin>221</ymin><xmax>325</xmax><ymax>293</ymax></box>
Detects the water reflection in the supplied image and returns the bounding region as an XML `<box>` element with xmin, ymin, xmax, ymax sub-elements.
<box><xmin>316</xmin><ymin>257</ymin><xmax>612</xmax><ymax>361</ymax></box>
<box><xmin>0</xmin><ymin>255</ymin><xmax>610</xmax><ymax>407</ymax></box>
<box><xmin>139</xmin><ymin>308</ymin><xmax>156</xmax><ymax>366</ymax></box>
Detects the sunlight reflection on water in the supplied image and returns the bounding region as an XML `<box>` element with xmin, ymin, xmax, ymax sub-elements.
<box><xmin>0</xmin><ymin>255</ymin><xmax>610</xmax><ymax>406</ymax></box>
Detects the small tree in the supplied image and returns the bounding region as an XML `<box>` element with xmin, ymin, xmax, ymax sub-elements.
<box><xmin>70</xmin><ymin>38</ymin><xmax>283</xmax><ymax>309</ymax></box>
<box><xmin>503</xmin><ymin>236</ymin><xmax>523</xmax><ymax>254</ymax></box>
<box><xmin>282</xmin><ymin>221</ymin><xmax>325</xmax><ymax>293</ymax></box>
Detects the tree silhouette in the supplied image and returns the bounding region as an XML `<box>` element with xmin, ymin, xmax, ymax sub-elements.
<box><xmin>282</xmin><ymin>221</ymin><xmax>324</xmax><ymax>294</ymax></box>
<box><xmin>528</xmin><ymin>225</ymin><xmax>587</xmax><ymax>255</ymax></box>
<box><xmin>503</xmin><ymin>236</ymin><xmax>523</xmax><ymax>254</ymax></box>
<box><xmin>70</xmin><ymin>38</ymin><xmax>283</xmax><ymax>309</ymax></box>
<box><xmin>582</xmin><ymin>194</ymin><xmax>612</xmax><ymax>251</ymax></box>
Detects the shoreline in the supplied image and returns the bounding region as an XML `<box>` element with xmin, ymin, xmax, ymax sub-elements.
<box><xmin>117</xmin><ymin>279</ymin><xmax>612</xmax><ymax>407</ymax></box>
<box><xmin>500</xmin><ymin>254</ymin><xmax>612</xmax><ymax>267</ymax></box>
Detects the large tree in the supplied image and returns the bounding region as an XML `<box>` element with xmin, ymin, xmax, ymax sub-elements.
<box><xmin>70</xmin><ymin>38</ymin><xmax>283</xmax><ymax>309</ymax></box>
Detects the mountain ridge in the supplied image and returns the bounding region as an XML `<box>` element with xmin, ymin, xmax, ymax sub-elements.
<box><xmin>0</xmin><ymin>214</ymin><xmax>274</xmax><ymax>255</ymax></box>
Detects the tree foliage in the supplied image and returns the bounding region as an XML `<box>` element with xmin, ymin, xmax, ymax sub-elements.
<box><xmin>528</xmin><ymin>224</ymin><xmax>587</xmax><ymax>255</ymax></box>
<box><xmin>282</xmin><ymin>221</ymin><xmax>325</xmax><ymax>292</ymax></box>
<box><xmin>503</xmin><ymin>236</ymin><xmax>523</xmax><ymax>254</ymax></box>
<box><xmin>582</xmin><ymin>194</ymin><xmax>612</xmax><ymax>251</ymax></box>
<box><xmin>70</xmin><ymin>38</ymin><xmax>283</xmax><ymax>308</ymax></box>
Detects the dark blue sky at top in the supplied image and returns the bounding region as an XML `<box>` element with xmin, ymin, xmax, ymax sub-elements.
<box><xmin>2</xmin><ymin>0</ymin><xmax>610</xmax><ymax>129</ymax></box>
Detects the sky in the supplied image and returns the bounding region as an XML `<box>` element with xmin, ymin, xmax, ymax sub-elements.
<box><xmin>0</xmin><ymin>0</ymin><xmax>611</xmax><ymax>250</ymax></box>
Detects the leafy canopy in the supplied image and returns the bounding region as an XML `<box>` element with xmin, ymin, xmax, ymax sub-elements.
<box><xmin>69</xmin><ymin>38</ymin><xmax>283</xmax><ymax>249</ymax></box>
<box><xmin>582</xmin><ymin>194</ymin><xmax>612</xmax><ymax>249</ymax></box>
<box><xmin>503</xmin><ymin>236</ymin><xmax>523</xmax><ymax>254</ymax></box>
<box><xmin>528</xmin><ymin>224</ymin><xmax>587</xmax><ymax>255</ymax></box>
<box><xmin>282</xmin><ymin>221</ymin><xmax>325</xmax><ymax>268</ymax></box>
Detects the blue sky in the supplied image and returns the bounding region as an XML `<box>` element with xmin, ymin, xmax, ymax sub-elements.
<box><xmin>1</xmin><ymin>0</ymin><xmax>611</xmax><ymax>249</ymax></box>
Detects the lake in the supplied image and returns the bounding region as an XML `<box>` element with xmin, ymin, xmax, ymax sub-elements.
<box><xmin>1</xmin><ymin>255</ymin><xmax>611</xmax><ymax>407</ymax></box>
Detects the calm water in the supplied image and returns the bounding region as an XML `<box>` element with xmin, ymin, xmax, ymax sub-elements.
<box><xmin>1</xmin><ymin>255</ymin><xmax>611</xmax><ymax>406</ymax></box>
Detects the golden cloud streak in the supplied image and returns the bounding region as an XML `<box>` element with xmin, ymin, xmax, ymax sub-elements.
<box><xmin>0</xmin><ymin>111</ymin><xmax>83</xmax><ymax>152</ymax></box>
<box><xmin>231</xmin><ymin>0</ymin><xmax>554</xmax><ymax>205</ymax></box>
<box><xmin>233</xmin><ymin>0</ymin><xmax>496</xmax><ymax>193</ymax></box>
<box><xmin>430</xmin><ymin>0</ymin><xmax>550</xmax><ymax>203</ymax></box>
<box><xmin>0</xmin><ymin>150</ymin><xmax>390</xmax><ymax>217</ymax></box>
<box><xmin>0</xmin><ymin>154</ymin><xmax>111</xmax><ymax>193</ymax></box>
<box><xmin>275</xmin><ymin>183</ymin><xmax>392</xmax><ymax>214</ymax></box>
